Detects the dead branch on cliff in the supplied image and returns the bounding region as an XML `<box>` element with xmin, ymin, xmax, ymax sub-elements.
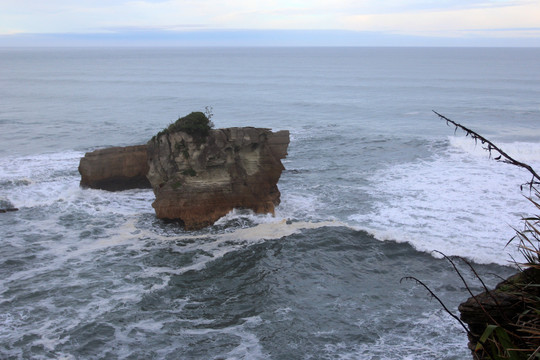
<box><xmin>433</xmin><ymin>110</ymin><xmax>540</xmax><ymax>190</ymax></box>
<box><xmin>400</xmin><ymin>276</ymin><xmax>472</xmax><ymax>334</ymax></box>
<box><xmin>431</xmin><ymin>251</ymin><xmax>515</xmax><ymax>329</ymax></box>
<box><xmin>400</xmin><ymin>275</ymin><xmax>499</xmax><ymax>360</ymax></box>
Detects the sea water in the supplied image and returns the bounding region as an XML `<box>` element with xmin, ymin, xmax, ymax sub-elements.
<box><xmin>1</xmin><ymin>47</ymin><xmax>539</xmax><ymax>359</ymax></box>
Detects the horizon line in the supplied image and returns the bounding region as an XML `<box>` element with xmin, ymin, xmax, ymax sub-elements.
<box><xmin>1</xmin><ymin>29</ymin><xmax>539</xmax><ymax>48</ymax></box>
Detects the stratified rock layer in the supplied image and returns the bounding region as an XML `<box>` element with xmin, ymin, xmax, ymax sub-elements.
<box><xmin>79</xmin><ymin>145</ymin><xmax>151</xmax><ymax>191</ymax></box>
<box><xmin>147</xmin><ymin>127</ymin><xmax>289</xmax><ymax>230</ymax></box>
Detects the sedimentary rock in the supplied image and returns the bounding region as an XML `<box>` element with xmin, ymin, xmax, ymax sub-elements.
<box><xmin>146</xmin><ymin>127</ymin><xmax>289</xmax><ymax>230</ymax></box>
<box><xmin>78</xmin><ymin>145</ymin><xmax>151</xmax><ymax>191</ymax></box>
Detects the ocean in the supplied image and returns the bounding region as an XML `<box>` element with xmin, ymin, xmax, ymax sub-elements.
<box><xmin>1</xmin><ymin>47</ymin><xmax>539</xmax><ymax>359</ymax></box>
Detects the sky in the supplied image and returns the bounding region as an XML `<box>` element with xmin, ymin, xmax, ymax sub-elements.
<box><xmin>1</xmin><ymin>0</ymin><xmax>539</xmax><ymax>46</ymax></box>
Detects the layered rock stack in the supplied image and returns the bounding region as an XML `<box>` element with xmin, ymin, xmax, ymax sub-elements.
<box><xmin>146</xmin><ymin>127</ymin><xmax>289</xmax><ymax>230</ymax></box>
<box><xmin>78</xmin><ymin>114</ymin><xmax>289</xmax><ymax>230</ymax></box>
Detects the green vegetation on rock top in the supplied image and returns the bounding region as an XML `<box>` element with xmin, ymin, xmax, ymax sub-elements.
<box><xmin>169</xmin><ymin>112</ymin><xmax>213</xmax><ymax>138</ymax></box>
<box><xmin>152</xmin><ymin>109</ymin><xmax>215</xmax><ymax>142</ymax></box>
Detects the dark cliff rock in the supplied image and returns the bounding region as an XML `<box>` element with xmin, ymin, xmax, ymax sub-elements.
<box><xmin>146</xmin><ymin>127</ymin><xmax>289</xmax><ymax>230</ymax></box>
<box><xmin>78</xmin><ymin>145</ymin><xmax>151</xmax><ymax>191</ymax></box>
<box><xmin>459</xmin><ymin>268</ymin><xmax>540</xmax><ymax>359</ymax></box>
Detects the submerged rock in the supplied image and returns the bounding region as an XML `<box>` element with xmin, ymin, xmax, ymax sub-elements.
<box><xmin>0</xmin><ymin>198</ymin><xmax>18</xmax><ymax>213</ymax></box>
<box><xmin>78</xmin><ymin>145</ymin><xmax>151</xmax><ymax>191</ymax></box>
<box><xmin>147</xmin><ymin>126</ymin><xmax>289</xmax><ymax>230</ymax></box>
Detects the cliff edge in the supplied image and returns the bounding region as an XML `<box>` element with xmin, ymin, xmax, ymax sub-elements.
<box><xmin>459</xmin><ymin>268</ymin><xmax>540</xmax><ymax>359</ymax></box>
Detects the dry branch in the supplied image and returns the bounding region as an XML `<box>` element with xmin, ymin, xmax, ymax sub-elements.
<box><xmin>433</xmin><ymin>110</ymin><xmax>540</xmax><ymax>189</ymax></box>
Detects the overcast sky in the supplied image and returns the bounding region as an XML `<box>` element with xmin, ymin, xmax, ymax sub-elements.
<box><xmin>1</xmin><ymin>0</ymin><xmax>539</xmax><ymax>46</ymax></box>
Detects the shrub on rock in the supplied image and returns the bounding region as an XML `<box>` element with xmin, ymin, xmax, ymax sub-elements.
<box><xmin>169</xmin><ymin>112</ymin><xmax>213</xmax><ymax>139</ymax></box>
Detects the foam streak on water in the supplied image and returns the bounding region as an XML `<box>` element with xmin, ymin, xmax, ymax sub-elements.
<box><xmin>350</xmin><ymin>137</ymin><xmax>540</xmax><ymax>264</ymax></box>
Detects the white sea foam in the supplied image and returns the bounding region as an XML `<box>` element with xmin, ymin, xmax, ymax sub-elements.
<box><xmin>214</xmin><ymin>208</ymin><xmax>278</xmax><ymax>227</ymax></box>
<box><xmin>333</xmin><ymin>310</ymin><xmax>470</xmax><ymax>360</ymax></box>
<box><xmin>276</xmin><ymin>192</ymin><xmax>320</xmax><ymax>221</ymax></box>
<box><xmin>0</xmin><ymin>151</ymin><xmax>155</xmax><ymax>216</ymax></box>
<box><xmin>179</xmin><ymin>316</ymin><xmax>267</xmax><ymax>360</ymax></box>
<box><xmin>449</xmin><ymin>136</ymin><xmax>540</xmax><ymax>162</ymax></box>
<box><xmin>351</xmin><ymin>137</ymin><xmax>540</xmax><ymax>265</ymax></box>
<box><xmin>111</xmin><ymin>216</ymin><xmax>346</xmax><ymax>279</ymax></box>
<box><xmin>216</xmin><ymin>218</ymin><xmax>344</xmax><ymax>242</ymax></box>
<box><xmin>0</xmin><ymin>151</ymin><xmax>81</xmax><ymax>208</ymax></box>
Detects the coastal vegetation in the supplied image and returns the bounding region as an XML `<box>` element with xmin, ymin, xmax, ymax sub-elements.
<box><xmin>153</xmin><ymin>106</ymin><xmax>215</xmax><ymax>142</ymax></box>
<box><xmin>404</xmin><ymin>112</ymin><xmax>540</xmax><ymax>360</ymax></box>
<box><xmin>168</xmin><ymin>111</ymin><xmax>214</xmax><ymax>139</ymax></box>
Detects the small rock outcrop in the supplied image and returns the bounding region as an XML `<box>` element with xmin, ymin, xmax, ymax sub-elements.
<box><xmin>79</xmin><ymin>145</ymin><xmax>151</xmax><ymax>191</ymax></box>
<box><xmin>0</xmin><ymin>198</ymin><xmax>18</xmax><ymax>213</ymax></box>
<box><xmin>146</xmin><ymin>127</ymin><xmax>289</xmax><ymax>230</ymax></box>
<box><xmin>459</xmin><ymin>268</ymin><xmax>540</xmax><ymax>359</ymax></box>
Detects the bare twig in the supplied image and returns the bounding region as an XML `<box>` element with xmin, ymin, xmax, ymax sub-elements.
<box><xmin>527</xmin><ymin>345</ymin><xmax>540</xmax><ymax>360</ymax></box>
<box><xmin>433</xmin><ymin>251</ymin><xmax>521</xmax><ymax>332</ymax></box>
<box><xmin>400</xmin><ymin>276</ymin><xmax>471</xmax><ymax>334</ymax></box>
<box><xmin>400</xmin><ymin>276</ymin><xmax>498</xmax><ymax>360</ymax></box>
<box><xmin>433</xmin><ymin>111</ymin><xmax>540</xmax><ymax>189</ymax></box>
<box><xmin>432</xmin><ymin>251</ymin><xmax>493</xmax><ymax>309</ymax></box>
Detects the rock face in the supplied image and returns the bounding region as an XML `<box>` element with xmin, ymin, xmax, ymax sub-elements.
<box><xmin>79</xmin><ymin>145</ymin><xmax>151</xmax><ymax>191</ymax></box>
<box><xmin>459</xmin><ymin>268</ymin><xmax>540</xmax><ymax>359</ymax></box>
<box><xmin>146</xmin><ymin>127</ymin><xmax>289</xmax><ymax>230</ymax></box>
